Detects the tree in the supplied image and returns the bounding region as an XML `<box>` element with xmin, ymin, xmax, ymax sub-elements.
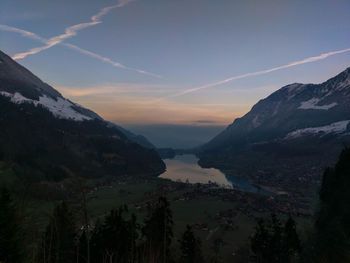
<box><xmin>179</xmin><ymin>225</ymin><xmax>203</xmax><ymax>263</ymax></box>
<box><xmin>209</xmin><ymin>237</ymin><xmax>224</xmax><ymax>263</ymax></box>
<box><xmin>40</xmin><ymin>202</ymin><xmax>76</xmax><ymax>263</ymax></box>
<box><xmin>282</xmin><ymin>216</ymin><xmax>300</xmax><ymax>262</ymax></box>
<box><xmin>0</xmin><ymin>188</ymin><xmax>23</xmax><ymax>263</ymax></box>
<box><xmin>311</xmin><ymin>148</ymin><xmax>350</xmax><ymax>262</ymax></box>
<box><xmin>89</xmin><ymin>206</ymin><xmax>138</xmax><ymax>263</ymax></box>
<box><xmin>251</xmin><ymin>214</ymin><xmax>300</xmax><ymax>263</ymax></box>
<box><xmin>269</xmin><ymin>214</ymin><xmax>283</xmax><ymax>262</ymax></box>
<box><xmin>250</xmin><ymin>218</ymin><xmax>271</xmax><ymax>263</ymax></box>
<box><xmin>77</xmin><ymin>230</ymin><xmax>89</xmax><ymax>263</ymax></box>
<box><xmin>142</xmin><ymin>196</ymin><xmax>174</xmax><ymax>263</ymax></box>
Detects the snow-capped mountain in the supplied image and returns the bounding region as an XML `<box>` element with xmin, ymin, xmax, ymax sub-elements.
<box><xmin>198</xmin><ymin>68</ymin><xmax>350</xmax><ymax>195</ymax></box>
<box><xmin>0</xmin><ymin>50</ymin><xmax>101</xmax><ymax>121</ymax></box>
<box><xmin>0</xmin><ymin>50</ymin><xmax>164</xmax><ymax>180</ymax></box>
<box><xmin>0</xmin><ymin>50</ymin><xmax>155</xmax><ymax>148</ymax></box>
<box><xmin>201</xmin><ymin>67</ymin><xmax>350</xmax><ymax>153</ymax></box>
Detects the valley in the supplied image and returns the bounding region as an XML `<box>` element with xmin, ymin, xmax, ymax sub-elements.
<box><xmin>16</xmin><ymin>172</ymin><xmax>311</xmax><ymax>262</ymax></box>
<box><xmin>0</xmin><ymin>48</ymin><xmax>349</xmax><ymax>262</ymax></box>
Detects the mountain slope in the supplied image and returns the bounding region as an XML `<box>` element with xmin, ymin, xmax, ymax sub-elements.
<box><xmin>201</xmin><ymin>67</ymin><xmax>350</xmax><ymax>153</ymax></box>
<box><xmin>0</xmin><ymin>50</ymin><xmax>156</xmax><ymax>148</ymax></box>
<box><xmin>198</xmin><ymin>68</ymin><xmax>350</xmax><ymax>198</ymax></box>
<box><xmin>0</xmin><ymin>50</ymin><xmax>165</xmax><ymax>188</ymax></box>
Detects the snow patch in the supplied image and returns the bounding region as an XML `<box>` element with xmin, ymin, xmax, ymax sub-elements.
<box><xmin>0</xmin><ymin>91</ymin><xmax>92</xmax><ymax>121</ymax></box>
<box><xmin>285</xmin><ymin>120</ymin><xmax>350</xmax><ymax>139</ymax></box>
<box><xmin>0</xmin><ymin>91</ymin><xmax>32</xmax><ymax>103</ymax></box>
<box><xmin>37</xmin><ymin>96</ymin><xmax>92</xmax><ymax>121</ymax></box>
<box><xmin>298</xmin><ymin>98</ymin><xmax>337</xmax><ymax>110</ymax></box>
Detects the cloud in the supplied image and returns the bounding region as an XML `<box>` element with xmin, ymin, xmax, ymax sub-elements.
<box><xmin>0</xmin><ymin>25</ymin><xmax>161</xmax><ymax>78</ymax></box>
<box><xmin>56</xmin><ymin>83</ymin><xmax>168</xmax><ymax>97</ymax></box>
<box><xmin>117</xmin><ymin>0</ymin><xmax>137</xmax><ymax>7</ymax></box>
<box><xmin>193</xmin><ymin>120</ymin><xmax>218</xmax><ymax>124</ymax></box>
<box><xmin>11</xmin><ymin>0</ymin><xmax>135</xmax><ymax>60</ymax></box>
<box><xmin>162</xmin><ymin>47</ymin><xmax>350</xmax><ymax>99</ymax></box>
<box><xmin>54</xmin><ymin>84</ymin><xmax>236</xmax><ymax>125</ymax></box>
<box><xmin>81</xmin><ymin>97</ymin><xmax>236</xmax><ymax>126</ymax></box>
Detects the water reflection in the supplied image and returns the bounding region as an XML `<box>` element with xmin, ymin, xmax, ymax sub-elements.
<box><xmin>160</xmin><ymin>154</ymin><xmax>232</xmax><ymax>187</ymax></box>
<box><xmin>160</xmin><ymin>154</ymin><xmax>266</xmax><ymax>194</ymax></box>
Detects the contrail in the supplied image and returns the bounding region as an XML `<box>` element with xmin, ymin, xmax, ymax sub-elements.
<box><xmin>0</xmin><ymin>25</ymin><xmax>161</xmax><ymax>78</ymax></box>
<box><xmin>63</xmin><ymin>43</ymin><xmax>162</xmax><ymax>78</ymax></box>
<box><xmin>163</xmin><ymin>47</ymin><xmax>350</xmax><ymax>99</ymax></box>
<box><xmin>0</xmin><ymin>25</ymin><xmax>46</xmax><ymax>42</ymax></box>
<box><xmin>11</xmin><ymin>0</ymin><xmax>136</xmax><ymax>60</ymax></box>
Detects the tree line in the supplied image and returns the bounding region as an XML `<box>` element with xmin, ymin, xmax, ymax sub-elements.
<box><xmin>0</xmin><ymin>194</ymin><xmax>204</xmax><ymax>263</ymax></box>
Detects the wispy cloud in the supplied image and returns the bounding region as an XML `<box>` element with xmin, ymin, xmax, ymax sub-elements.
<box><xmin>56</xmin><ymin>83</ymin><xmax>169</xmax><ymax>97</ymax></box>
<box><xmin>55</xmin><ymin>84</ymin><xmax>236</xmax><ymax>125</ymax></box>
<box><xmin>0</xmin><ymin>24</ymin><xmax>161</xmax><ymax>78</ymax></box>
<box><xmin>11</xmin><ymin>0</ymin><xmax>135</xmax><ymax>60</ymax></box>
<box><xmin>193</xmin><ymin>120</ymin><xmax>218</xmax><ymax>124</ymax></box>
<box><xmin>162</xmin><ymin>47</ymin><xmax>350</xmax><ymax>99</ymax></box>
<box><xmin>77</xmin><ymin>95</ymin><xmax>235</xmax><ymax>126</ymax></box>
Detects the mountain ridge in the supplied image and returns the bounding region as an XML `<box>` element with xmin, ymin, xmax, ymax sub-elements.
<box><xmin>196</xmin><ymin>68</ymin><xmax>350</xmax><ymax>200</ymax></box>
<box><xmin>0</xmin><ymin>50</ymin><xmax>156</xmax><ymax>148</ymax></box>
<box><xmin>201</xmin><ymin>67</ymin><xmax>350</xmax><ymax>153</ymax></box>
<box><xmin>0</xmin><ymin>50</ymin><xmax>165</xmax><ymax>191</ymax></box>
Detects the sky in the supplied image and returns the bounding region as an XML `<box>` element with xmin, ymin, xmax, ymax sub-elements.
<box><xmin>1</xmin><ymin>0</ymin><xmax>350</xmax><ymax>126</ymax></box>
<box><xmin>125</xmin><ymin>124</ymin><xmax>226</xmax><ymax>148</ymax></box>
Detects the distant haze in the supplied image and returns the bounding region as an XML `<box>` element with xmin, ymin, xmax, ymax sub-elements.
<box><xmin>125</xmin><ymin>124</ymin><xmax>226</xmax><ymax>149</ymax></box>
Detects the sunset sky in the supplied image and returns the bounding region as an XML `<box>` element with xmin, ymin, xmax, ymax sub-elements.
<box><xmin>1</xmin><ymin>0</ymin><xmax>350</xmax><ymax>126</ymax></box>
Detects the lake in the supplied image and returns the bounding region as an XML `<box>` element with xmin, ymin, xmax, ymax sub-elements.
<box><xmin>160</xmin><ymin>154</ymin><xmax>267</xmax><ymax>194</ymax></box>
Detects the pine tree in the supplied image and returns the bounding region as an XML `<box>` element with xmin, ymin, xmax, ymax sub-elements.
<box><xmin>179</xmin><ymin>225</ymin><xmax>203</xmax><ymax>263</ymax></box>
<box><xmin>269</xmin><ymin>214</ymin><xmax>282</xmax><ymax>262</ymax></box>
<box><xmin>142</xmin><ymin>196</ymin><xmax>174</xmax><ymax>263</ymax></box>
<box><xmin>282</xmin><ymin>216</ymin><xmax>300</xmax><ymax>262</ymax></box>
<box><xmin>89</xmin><ymin>206</ymin><xmax>138</xmax><ymax>263</ymax></box>
<box><xmin>89</xmin><ymin>219</ymin><xmax>103</xmax><ymax>263</ymax></box>
<box><xmin>312</xmin><ymin>148</ymin><xmax>350</xmax><ymax>262</ymax></box>
<box><xmin>0</xmin><ymin>188</ymin><xmax>23</xmax><ymax>263</ymax></box>
<box><xmin>209</xmin><ymin>237</ymin><xmax>224</xmax><ymax>263</ymax></box>
<box><xmin>251</xmin><ymin>218</ymin><xmax>270</xmax><ymax>263</ymax></box>
<box><xmin>40</xmin><ymin>201</ymin><xmax>76</xmax><ymax>263</ymax></box>
<box><xmin>77</xmin><ymin>230</ymin><xmax>89</xmax><ymax>263</ymax></box>
<box><xmin>251</xmin><ymin>214</ymin><xmax>300</xmax><ymax>263</ymax></box>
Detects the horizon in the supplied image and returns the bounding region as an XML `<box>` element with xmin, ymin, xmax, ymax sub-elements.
<box><xmin>1</xmin><ymin>0</ymin><xmax>350</xmax><ymax>126</ymax></box>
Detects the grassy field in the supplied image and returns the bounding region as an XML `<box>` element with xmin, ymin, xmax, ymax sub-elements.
<box><xmin>84</xmin><ymin>176</ymin><xmax>262</xmax><ymax>261</ymax></box>
<box><xmin>11</xmin><ymin>174</ymin><xmax>312</xmax><ymax>262</ymax></box>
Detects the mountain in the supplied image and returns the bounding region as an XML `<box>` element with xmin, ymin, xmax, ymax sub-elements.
<box><xmin>107</xmin><ymin>122</ymin><xmax>156</xmax><ymax>149</ymax></box>
<box><xmin>0</xmin><ymin>50</ymin><xmax>165</xmax><ymax>192</ymax></box>
<box><xmin>201</xmin><ymin>68</ymin><xmax>350</xmax><ymax>153</ymax></box>
<box><xmin>0</xmin><ymin>50</ymin><xmax>157</xmax><ymax>148</ymax></box>
<box><xmin>198</xmin><ymin>68</ymin><xmax>350</xmax><ymax>196</ymax></box>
